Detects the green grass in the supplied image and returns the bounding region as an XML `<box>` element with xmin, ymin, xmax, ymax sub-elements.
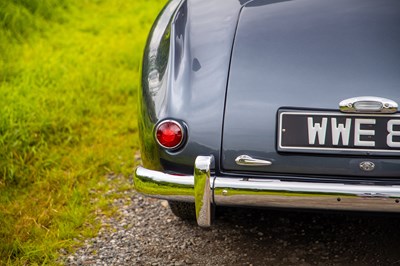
<box><xmin>0</xmin><ymin>0</ymin><xmax>167</xmax><ymax>264</ymax></box>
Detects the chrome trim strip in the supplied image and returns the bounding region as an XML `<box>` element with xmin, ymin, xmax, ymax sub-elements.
<box><xmin>213</xmin><ymin>178</ymin><xmax>400</xmax><ymax>211</ymax></box>
<box><xmin>134</xmin><ymin>166</ymin><xmax>194</xmax><ymax>202</ymax></box>
<box><xmin>339</xmin><ymin>96</ymin><xmax>398</xmax><ymax>114</ymax></box>
<box><xmin>235</xmin><ymin>155</ymin><xmax>272</xmax><ymax>166</ymax></box>
<box><xmin>194</xmin><ymin>156</ymin><xmax>214</xmax><ymax>227</ymax></box>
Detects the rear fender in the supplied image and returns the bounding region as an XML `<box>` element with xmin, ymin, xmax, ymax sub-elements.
<box><xmin>139</xmin><ymin>0</ymin><xmax>247</xmax><ymax>174</ymax></box>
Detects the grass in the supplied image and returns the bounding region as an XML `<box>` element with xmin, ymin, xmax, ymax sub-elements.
<box><xmin>0</xmin><ymin>0</ymin><xmax>167</xmax><ymax>264</ymax></box>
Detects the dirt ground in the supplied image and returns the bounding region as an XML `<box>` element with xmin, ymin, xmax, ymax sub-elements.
<box><xmin>67</xmin><ymin>192</ymin><xmax>400</xmax><ymax>265</ymax></box>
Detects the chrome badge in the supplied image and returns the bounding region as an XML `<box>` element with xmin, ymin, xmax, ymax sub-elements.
<box><xmin>359</xmin><ymin>161</ymin><xmax>375</xmax><ymax>172</ymax></box>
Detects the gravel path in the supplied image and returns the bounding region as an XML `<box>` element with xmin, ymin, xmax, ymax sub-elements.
<box><xmin>64</xmin><ymin>176</ymin><xmax>400</xmax><ymax>266</ymax></box>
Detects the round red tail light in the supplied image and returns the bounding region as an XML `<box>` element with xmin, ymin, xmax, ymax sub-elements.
<box><xmin>155</xmin><ymin>120</ymin><xmax>185</xmax><ymax>149</ymax></box>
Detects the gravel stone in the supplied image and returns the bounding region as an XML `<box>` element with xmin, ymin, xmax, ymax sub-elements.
<box><xmin>61</xmin><ymin>175</ymin><xmax>400</xmax><ymax>265</ymax></box>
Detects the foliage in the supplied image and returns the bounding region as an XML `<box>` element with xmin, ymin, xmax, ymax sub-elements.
<box><xmin>0</xmin><ymin>0</ymin><xmax>166</xmax><ymax>264</ymax></box>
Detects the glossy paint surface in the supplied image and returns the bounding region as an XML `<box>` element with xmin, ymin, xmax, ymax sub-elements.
<box><xmin>222</xmin><ymin>0</ymin><xmax>400</xmax><ymax>177</ymax></box>
<box><xmin>140</xmin><ymin>0</ymin><xmax>247</xmax><ymax>174</ymax></box>
<box><xmin>139</xmin><ymin>0</ymin><xmax>400</xmax><ymax>182</ymax></box>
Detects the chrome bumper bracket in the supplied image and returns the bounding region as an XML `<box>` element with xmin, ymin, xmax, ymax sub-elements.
<box><xmin>194</xmin><ymin>156</ymin><xmax>214</xmax><ymax>227</ymax></box>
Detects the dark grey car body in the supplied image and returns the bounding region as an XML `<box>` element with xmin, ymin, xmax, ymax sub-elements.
<box><xmin>135</xmin><ymin>0</ymin><xmax>400</xmax><ymax>226</ymax></box>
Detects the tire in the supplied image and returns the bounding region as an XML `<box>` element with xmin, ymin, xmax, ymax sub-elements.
<box><xmin>168</xmin><ymin>201</ymin><xmax>196</xmax><ymax>221</ymax></box>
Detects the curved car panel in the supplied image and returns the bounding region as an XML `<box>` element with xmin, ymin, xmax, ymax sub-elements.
<box><xmin>222</xmin><ymin>0</ymin><xmax>400</xmax><ymax>177</ymax></box>
<box><xmin>139</xmin><ymin>0</ymin><xmax>246</xmax><ymax>173</ymax></box>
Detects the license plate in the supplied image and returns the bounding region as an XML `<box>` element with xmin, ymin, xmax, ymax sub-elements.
<box><xmin>278</xmin><ymin>110</ymin><xmax>400</xmax><ymax>155</ymax></box>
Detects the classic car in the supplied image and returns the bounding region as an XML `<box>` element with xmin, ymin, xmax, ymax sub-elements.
<box><xmin>134</xmin><ymin>0</ymin><xmax>400</xmax><ymax>227</ymax></box>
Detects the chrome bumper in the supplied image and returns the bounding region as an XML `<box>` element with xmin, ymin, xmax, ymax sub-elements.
<box><xmin>134</xmin><ymin>156</ymin><xmax>400</xmax><ymax>227</ymax></box>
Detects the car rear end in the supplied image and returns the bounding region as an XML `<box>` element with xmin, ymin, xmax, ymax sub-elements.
<box><xmin>134</xmin><ymin>0</ymin><xmax>400</xmax><ymax>227</ymax></box>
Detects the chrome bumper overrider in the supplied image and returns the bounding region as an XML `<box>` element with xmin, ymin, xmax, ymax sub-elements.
<box><xmin>134</xmin><ymin>156</ymin><xmax>400</xmax><ymax>227</ymax></box>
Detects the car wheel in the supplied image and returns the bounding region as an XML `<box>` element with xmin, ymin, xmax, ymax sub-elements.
<box><xmin>168</xmin><ymin>201</ymin><xmax>196</xmax><ymax>221</ymax></box>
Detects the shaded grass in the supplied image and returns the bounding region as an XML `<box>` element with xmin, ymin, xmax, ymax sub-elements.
<box><xmin>0</xmin><ymin>0</ymin><xmax>70</xmax><ymax>26</ymax></box>
<box><xmin>0</xmin><ymin>0</ymin><xmax>167</xmax><ymax>264</ymax></box>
